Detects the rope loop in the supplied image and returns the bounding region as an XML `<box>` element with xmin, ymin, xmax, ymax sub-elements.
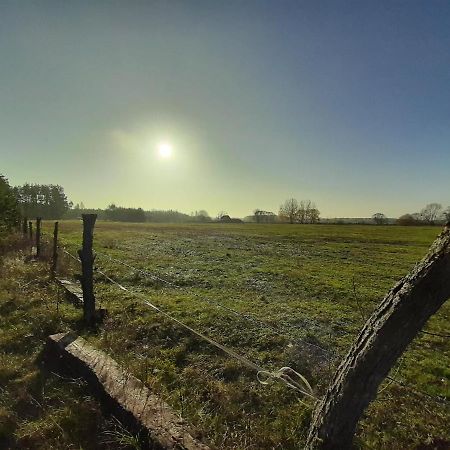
<box><xmin>257</xmin><ymin>366</ymin><xmax>315</xmax><ymax>399</ymax></box>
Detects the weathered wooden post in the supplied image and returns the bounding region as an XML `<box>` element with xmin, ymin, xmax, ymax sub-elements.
<box><xmin>78</xmin><ymin>214</ymin><xmax>97</xmax><ymax>326</ymax></box>
<box><xmin>51</xmin><ymin>221</ymin><xmax>59</xmax><ymax>277</ymax></box>
<box><xmin>306</xmin><ymin>225</ymin><xmax>450</xmax><ymax>449</ymax></box>
<box><xmin>28</xmin><ymin>221</ymin><xmax>33</xmax><ymax>240</ymax></box>
<box><xmin>36</xmin><ymin>217</ymin><xmax>42</xmax><ymax>258</ymax></box>
<box><xmin>22</xmin><ymin>217</ymin><xmax>28</xmax><ymax>236</ymax></box>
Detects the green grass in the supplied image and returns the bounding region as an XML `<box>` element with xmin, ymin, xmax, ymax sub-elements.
<box><xmin>4</xmin><ymin>222</ymin><xmax>450</xmax><ymax>448</ymax></box>
<box><xmin>0</xmin><ymin>233</ymin><xmax>142</xmax><ymax>449</ymax></box>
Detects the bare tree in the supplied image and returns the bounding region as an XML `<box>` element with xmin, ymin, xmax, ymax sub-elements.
<box><xmin>216</xmin><ymin>211</ymin><xmax>228</xmax><ymax>220</ymax></box>
<box><xmin>420</xmin><ymin>203</ymin><xmax>442</xmax><ymax>225</ymax></box>
<box><xmin>443</xmin><ymin>206</ymin><xmax>450</xmax><ymax>222</ymax></box>
<box><xmin>372</xmin><ymin>212</ymin><xmax>387</xmax><ymax>225</ymax></box>
<box><xmin>279</xmin><ymin>198</ymin><xmax>299</xmax><ymax>224</ymax></box>
<box><xmin>308</xmin><ymin>206</ymin><xmax>320</xmax><ymax>224</ymax></box>
<box><xmin>299</xmin><ymin>200</ymin><xmax>320</xmax><ymax>224</ymax></box>
<box><xmin>298</xmin><ymin>200</ymin><xmax>310</xmax><ymax>224</ymax></box>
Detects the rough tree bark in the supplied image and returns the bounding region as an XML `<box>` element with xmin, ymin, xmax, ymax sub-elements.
<box><xmin>306</xmin><ymin>225</ymin><xmax>450</xmax><ymax>449</ymax></box>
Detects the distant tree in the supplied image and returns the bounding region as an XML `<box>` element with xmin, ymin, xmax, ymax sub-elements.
<box><xmin>372</xmin><ymin>212</ymin><xmax>387</xmax><ymax>225</ymax></box>
<box><xmin>0</xmin><ymin>175</ymin><xmax>20</xmax><ymax>230</ymax></box>
<box><xmin>254</xmin><ymin>209</ymin><xmax>277</xmax><ymax>224</ymax></box>
<box><xmin>443</xmin><ymin>207</ymin><xmax>450</xmax><ymax>222</ymax></box>
<box><xmin>397</xmin><ymin>214</ymin><xmax>420</xmax><ymax>226</ymax></box>
<box><xmin>279</xmin><ymin>198</ymin><xmax>299</xmax><ymax>224</ymax></box>
<box><xmin>193</xmin><ymin>210</ymin><xmax>211</xmax><ymax>223</ymax></box>
<box><xmin>216</xmin><ymin>211</ymin><xmax>228</xmax><ymax>220</ymax></box>
<box><xmin>420</xmin><ymin>203</ymin><xmax>442</xmax><ymax>225</ymax></box>
<box><xmin>279</xmin><ymin>198</ymin><xmax>320</xmax><ymax>224</ymax></box>
<box><xmin>219</xmin><ymin>214</ymin><xmax>232</xmax><ymax>223</ymax></box>
<box><xmin>308</xmin><ymin>206</ymin><xmax>320</xmax><ymax>224</ymax></box>
<box><xmin>105</xmin><ymin>204</ymin><xmax>146</xmax><ymax>222</ymax></box>
<box><xmin>146</xmin><ymin>209</ymin><xmax>191</xmax><ymax>223</ymax></box>
<box><xmin>14</xmin><ymin>183</ymin><xmax>71</xmax><ymax>219</ymax></box>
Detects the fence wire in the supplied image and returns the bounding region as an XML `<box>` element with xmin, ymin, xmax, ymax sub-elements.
<box><xmin>56</xmin><ymin>242</ymin><xmax>449</xmax><ymax>408</ymax></box>
<box><xmin>94</xmin><ymin>250</ymin><xmax>337</xmax><ymax>361</ymax></box>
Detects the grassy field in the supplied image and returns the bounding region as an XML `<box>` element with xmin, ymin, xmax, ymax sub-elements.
<box><xmin>2</xmin><ymin>222</ymin><xmax>449</xmax><ymax>449</ymax></box>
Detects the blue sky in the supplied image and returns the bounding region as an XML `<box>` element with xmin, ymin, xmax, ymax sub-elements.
<box><xmin>1</xmin><ymin>1</ymin><xmax>449</xmax><ymax>217</ymax></box>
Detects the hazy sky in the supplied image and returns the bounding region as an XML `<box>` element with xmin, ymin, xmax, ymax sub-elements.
<box><xmin>1</xmin><ymin>1</ymin><xmax>449</xmax><ymax>218</ymax></box>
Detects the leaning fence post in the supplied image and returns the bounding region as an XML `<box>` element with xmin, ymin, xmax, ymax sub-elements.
<box><xmin>51</xmin><ymin>221</ymin><xmax>59</xmax><ymax>277</ymax></box>
<box><xmin>22</xmin><ymin>217</ymin><xmax>28</xmax><ymax>236</ymax></box>
<box><xmin>36</xmin><ymin>217</ymin><xmax>42</xmax><ymax>258</ymax></box>
<box><xmin>78</xmin><ymin>214</ymin><xmax>97</xmax><ymax>326</ymax></box>
<box><xmin>28</xmin><ymin>221</ymin><xmax>33</xmax><ymax>240</ymax></box>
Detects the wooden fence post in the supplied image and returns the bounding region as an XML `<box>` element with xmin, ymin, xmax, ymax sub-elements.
<box><xmin>51</xmin><ymin>221</ymin><xmax>59</xmax><ymax>276</ymax></box>
<box><xmin>28</xmin><ymin>221</ymin><xmax>33</xmax><ymax>240</ymax></box>
<box><xmin>305</xmin><ymin>226</ymin><xmax>450</xmax><ymax>449</ymax></box>
<box><xmin>78</xmin><ymin>214</ymin><xmax>97</xmax><ymax>326</ymax></box>
<box><xmin>36</xmin><ymin>217</ymin><xmax>42</xmax><ymax>258</ymax></box>
<box><xmin>22</xmin><ymin>217</ymin><xmax>28</xmax><ymax>235</ymax></box>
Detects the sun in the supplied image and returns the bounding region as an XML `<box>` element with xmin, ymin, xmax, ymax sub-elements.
<box><xmin>157</xmin><ymin>142</ymin><xmax>172</xmax><ymax>158</ymax></box>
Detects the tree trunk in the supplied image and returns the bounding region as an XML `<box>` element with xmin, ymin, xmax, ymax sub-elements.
<box><xmin>306</xmin><ymin>226</ymin><xmax>450</xmax><ymax>449</ymax></box>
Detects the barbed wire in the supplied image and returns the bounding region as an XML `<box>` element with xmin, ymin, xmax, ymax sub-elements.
<box><xmin>93</xmin><ymin>261</ymin><xmax>317</xmax><ymax>400</ymax></box>
<box><xmin>420</xmin><ymin>330</ymin><xmax>450</xmax><ymax>339</ymax></box>
<box><xmin>94</xmin><ymin>250</ymin><xmax>337</xmax><ymax>360</ymax></box>
<box><xmin>56</xmin><ymin>243</ymin><xmax>449</xmax><ymax>407</ymax></box>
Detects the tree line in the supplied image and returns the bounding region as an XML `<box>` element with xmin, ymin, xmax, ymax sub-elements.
<box><xmin>0</xmin><ymin>175</ymin><xmax>20</xmax><ymax>231</ymax></box>
<box><xmin>397</xmin><ymin>203</ymin><xmax>450</xmax><ymax>226</ymax></box>
<box><xmin>250</xmin><ymin>199</ymin><xmax>320</xmax><ymax>224</ymax></box>
<box><xmin>13</xmin><ymin>183</ymin><xmax>72</xmax><ymax>219</ymax></box>
<box><xmin>2</xmin><ymin>175</ymin><xmax>448</xmax><ymax>226</ymax></box>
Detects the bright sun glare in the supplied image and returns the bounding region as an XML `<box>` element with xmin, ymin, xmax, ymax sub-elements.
<box><xmin>157</xmin><ymin>142</ymin><xmax>172</xmax><ymax>158</ymax></box>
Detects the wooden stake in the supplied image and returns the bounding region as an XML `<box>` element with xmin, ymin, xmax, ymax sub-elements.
<box><xmin>78</xmin><ymin>214</ymin><xmax>97</xmax><ymax>326</ymax></box>
<box><xmin>28</xmin><ymin>221</ymin><xmax>32</xmax><ymax>240</ymax></box>
<box><xmin>51</xmin><ymin>221</ymin><xmax>59</xmax><ymax>276</ymax></box>
<box><xmin>22</xmin><ymin>217</ymin><xmax>28</xmax><ymax>235</ymax></box>
<box><xmin>36</xmin><ymin>217</ymin><xmax>42</xmax><ymax>258</ymax></box>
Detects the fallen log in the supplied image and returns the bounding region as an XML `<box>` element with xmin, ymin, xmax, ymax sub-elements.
<box><xmin>44</xmin><ymin>332</ymin><xmax>210</xmax><ymax>450</ymax></box>
<box><xmin>56</xmin><ymin>278</ymin><xmax>83</xmax><ymax>307</ymax></box>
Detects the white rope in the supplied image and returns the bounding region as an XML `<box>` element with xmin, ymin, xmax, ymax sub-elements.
<box><xmin>94</xmin><ymin>262</ymin><xmax>316</xmax><ymax>399</ymax></box>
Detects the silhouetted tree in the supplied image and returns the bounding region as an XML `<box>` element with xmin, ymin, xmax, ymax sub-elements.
<box><xmin>420</xmin><ymin>203</ymin><xmax>442</xmax><ymax>225</ymax></box>
<box><xmin>0</xmin><ymin>175</ymin><xmax>20</xmax><ymax>230</ymax></box>
<box><xmin>13</xmin><ymin>183</ymin><xmax>71</xmax><ymax>219</ymax></box>
<box><xmin>308</xmin><ymin>206</ymin><xmax>320</xmax><ymax>224</ymax></box>
<box><xmin>254</xmin><ymin>209</ymin><xmax>277</xmax><ymax>223</ymax></box>
<box><xmin>105</xmin><ymin>204</ymin><xmax>146</xmax><ymax>222</ymax></box>
<box><xmin>279</xmin><ymin>198</ymin><xmax>299</xmax><ymax>224</ymax></box>
<box><xmin>397</xmin><ymin>214</ymin><xmax>420</xmax><ymax>226</ymax></box>
<box><xmin>372</xmin><ymin>212</ymin><xmax>387</xmax><ymax>225</ymax></box>
<box><xmin>443</xmin><ymin>207</ymin><xmax>450</xmax><ymax>222</ymax></box>
<box><xmin>279</xmin><ymin>198</ymin><xmax>320</xmax><ymax>224</ymax></box>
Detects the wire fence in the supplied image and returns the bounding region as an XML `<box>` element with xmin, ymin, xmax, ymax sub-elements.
<box><xmin>95</xmin><ymin>250</ymin><xmax>338</xmax><ymax>361</ymax></box>
<box><xmin>59</xmin><ymin>246</ymin><xmax>316</xmax><ymax>399</ymax></box>
<box><xmin>56</xmin><ymin>242</ymin><xmax>449</xmax><ymax>409</ymax></box>
<box><xmin>27</xmin><ymin>214</ymin><xmax>447</xmax><ymax>405</ymax></box>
